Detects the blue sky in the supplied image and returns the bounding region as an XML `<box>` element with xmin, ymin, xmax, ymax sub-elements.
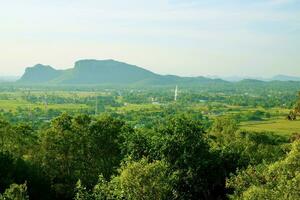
<box><xmin>0</xmin><ymin>0</ymin><xmax>299</xmax><ymax>77</ymax></box>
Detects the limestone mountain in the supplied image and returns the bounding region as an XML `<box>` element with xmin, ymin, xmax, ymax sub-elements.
<box><xmin>19</xmin><ymin>64</ymin><xmax>63</xmax><ymax>83</ymax></box>
<box><xmin>18</xmin><ymin>59</ymin><xmax>226</xmax><ymax>86</ymax></box>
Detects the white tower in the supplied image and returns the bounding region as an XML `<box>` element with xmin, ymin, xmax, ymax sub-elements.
<box><xmin>95</xmin><ymin>95</ymin><xmax>98</xmax><ymax>115</ymax></box>
<box><xmin>44</xmin><ymin>94</ymin><xmax>48</xmax><ymax>110</ymax></box>
<box><xmin>174</xmin><ymin>85</ymin><xmax>178</xmax><ymax>101</ymax></box>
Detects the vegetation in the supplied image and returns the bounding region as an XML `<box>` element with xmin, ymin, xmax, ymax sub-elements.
<box><xmin>227</xmin><ymin>140</ymin><xmax>300</xmax><ymax>200</ymax></box>
<box><xmin>0</xmin><ymin>83</ymin><xmax>300</xmax><ymax>200</ymax></box>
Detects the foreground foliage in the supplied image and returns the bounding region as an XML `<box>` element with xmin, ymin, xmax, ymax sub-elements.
<box><xmin>227</xmin><ymin>140</ymin><xmax>300</xmax><ymax>200</ymax></box>
<box><xmin>0</xmin><ymin>109</ymin><xmax>298</xmax><ymax>200</ymax></box>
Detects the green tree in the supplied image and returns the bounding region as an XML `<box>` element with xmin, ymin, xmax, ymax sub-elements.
<box><xmin>0</xmin><ymin>119</ymin><xmax>13</xmax><ymax>152</ymax></box>
<box><xmin>209</xmin><ymin>116</ymin><xmax>239</xmax><ymax>148</ymax></box>
<box><xmin>0</xmin><ymin>183</ymin><xmax>29</xmax><ymax>200</ymax></box>
<box><xmin>74</xmin><ymin>180</ymin><xmax>92</xmax><ymax>200</ymax></box>
<box><xmin>288</xmin><ymin>91</ymin><xmax>300</xmax><ymax>120</ymax></box>
<box><xmin>111</xmin><ymin>158</ymin><xmax>177</xmax><ymax>200</ymax></box>
<box><xmin>77</xmin><ymin>159</ymin><xmax>178</xmax><ymax>200</ymax></box>
<box><xmin>295</xmin><ymin>91</ymin><xmax>300</xmax><ymax>113</ymax></box>
<box><xmin>88</xmin><ymin>115</ymin><xmax>125</xmax><ymax>180</ymax></box>
<box><xmin>39</xmin><ymin>113</ymin><xmax>77</xmax><ymax>198</ymax></box>
<box><xmin>13</xmin><ymin>123</ymin><xmax>37</xmax><ymax>157</ymax></box>
<box><xmin>153</xmin><ymin>115</ymin><xmax>220</xmax><ymax>199</ymax></box>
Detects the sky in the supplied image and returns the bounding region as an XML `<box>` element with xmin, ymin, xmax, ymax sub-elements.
<box><xmin>0</xmin><ymin>0</ymin><xmax>300</xmax><ymax>77</ymax></box>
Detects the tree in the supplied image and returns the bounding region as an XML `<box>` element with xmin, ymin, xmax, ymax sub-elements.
<box><xmin>287</xmin><ymin>110</ymin><xmax>297</xmax><ymax>121</ymax></box>
<box><xmin>77</xmin><ymin>159</ymin><xmax>178</xmax><ymax>200</ymax></box>
<box><xmin>110</xmin><ymin>158</ymin><xmax>177</xmax><ymax>200</ymax></box>
<box><xmin>88</xmin><ymin>115</ymin><xmax>125</xmax><ymax>180</ymax></box>
<box><xmin>74</xmin><ymin>180</ymin><xmax>92</xmax><ymax>200</ymax></box>
<box><xmin>295</xmin><ymin>91</ymin><xmax>300</xmax><ymax>113</ymax></box>
<box><xmin>39</xmin><ymin>113</ymin><xmax>77</xmax><ymax>198</ymax></box>
<box><xmin>0</xmin><ymin>183</ymin><xmax>29</xmax><ymax>200</ymax></box>
<box><xmin>210</xmin><ymin>116</ymin><xmax>238</xmax><ymax>145</ymax></box>
<box><xmin>153</xmin><ymin>115</ymin><xmax>220</xmax><ymax>199</ymax></box>
<box><xmin>0</xmin><ymin>119</ymin><xmax>13</xmax><ymax>152</ymax></box>
<box><xmin>13</xmin><ymin>123</ymin><xmax>37</xmax><ymax>157</ymax></box>
<box><xmin>288</xmin><ymin>91</ymin><xmax>300</xmax><ymax>120</ymax></box>
<box><xmin>120</xmin><ymin>128</ymin><xmax>155</xmax><ymax>161</ymax></box>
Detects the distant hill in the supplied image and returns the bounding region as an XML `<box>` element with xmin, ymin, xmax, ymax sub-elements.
<box><xmin>271</xmin><ymin>75</ymin><xmax>300</xmax><ymax>82</ymax></box>
<box><xmin>207</xmin><ymin>75</ymin><xmax>267</xmax><ymax>82</ymax></box>
<box><xmin>17</xmin><ymin>59</ymin><xmax>227</xmax><ymax>86</ymax></box>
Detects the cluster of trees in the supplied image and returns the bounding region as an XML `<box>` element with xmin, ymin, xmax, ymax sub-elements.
<box><xmin>227</xmin><ymin>140</ymin><xmax>300</xmax><ymax>199</ymax></box>
<box><xmin>122</xmin><ymin>89</ymin><xmax>296</xmax><ymax>109</ymax></box>
<box><xmin>0</xmin><ymin>183</ymin><xmax>29</xmax><ymax>200</ymax></box>
<box><xmin>1</xmin><ymin>111</ymin><xmax>298</xmax><ymax>200</ymax></box>
<box><xmin>233</xmin><ymin>110</ymin><xmax>271</xmax><ymax>122</ymax></box>
<box><xmin>288</xmin><ymin>92</ymin><xmax>300</xmax><ymax>120</ymax></box>
<box><xmin>0</xmin><ymin>114</ymin><xmax>125</xmax><ymax>199</ymax></box>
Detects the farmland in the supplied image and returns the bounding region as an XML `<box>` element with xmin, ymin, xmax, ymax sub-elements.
<box><xmin>0</xmin><ymin>85</ymin><xmax>298</xmax><ymax>137</ymax></box>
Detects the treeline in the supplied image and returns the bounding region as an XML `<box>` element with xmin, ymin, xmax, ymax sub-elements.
<box><xmin>1</xmin><ymin>86</ymin><xmax>297</xmax><ymax>109</ymax></box>
<box><xmin>1</xmin><ymin>112</ymin><xmax>299</xmax><ymax>200</ymax></box>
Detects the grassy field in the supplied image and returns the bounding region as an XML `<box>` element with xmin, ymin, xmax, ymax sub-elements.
<box><xmin>0</xmin><ymin>100</ymin><xmax>88</xmax><ymax>111</ymax></box>
<box><xmin>0</xmin><ymin>100</ymin><xmax>30</xmax><ymax>110</ymax></box>
<box><xmin>241</xmin><ymin>118</ymin><xmax>300</xmax><ymax>136</ymax></box>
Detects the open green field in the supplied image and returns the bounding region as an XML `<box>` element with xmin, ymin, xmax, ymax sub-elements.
<box><xmin>0</xmin><ymin>99</ymin><xmax>88</xmax><ymax>111</ymax></box>
<box><xmin>241</xmin><ymin>118</ymin><xmax>300</xmax><ymax>136</ymax></box>
<box><xmin>0</xmin><ymin>100</ymin><xmax>30</xmax><ymax>110</ymax></box>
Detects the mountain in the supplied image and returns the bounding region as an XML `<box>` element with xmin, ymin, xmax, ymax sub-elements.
<box><xmin>271</xmin><ymin>75</ymin><xmax>300</xmax><ymax>82</ymax></box>
<box><xmin>58</xmin><ymin>59</ymin><xmax>160</xmax><ymax>84</ymax></box>
<box><xmin>19</xmin><ymin>64</ymin><xmax>63</xmax><ymax>83</ymax></box>
<box><xmin>17</xmin><ymin>59</ymin><xmax>227</xmax><ymax>86</ymax></box>
<box><xmin>17</xmin><ymin>60</ymin><xmax>300</xmax><ymax>86</ymax></box>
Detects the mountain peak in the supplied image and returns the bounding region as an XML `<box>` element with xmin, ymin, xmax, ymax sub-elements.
<box><xmin>28</xmin><ymin>64</ymin><xmax>55</xmax><ymax>70</ymax></box>
<box><xmin>19</xmin><ymin>64</ymin><xmax>62</xmax><ymax>83</ymax></box>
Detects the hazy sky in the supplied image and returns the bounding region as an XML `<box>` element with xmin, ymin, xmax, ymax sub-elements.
<box><xmin>0</xmin><ymin>0</ymin><xmax>300</xmax><ymax>77</ymax></box>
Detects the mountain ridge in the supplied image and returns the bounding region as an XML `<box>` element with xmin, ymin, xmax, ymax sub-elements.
<box><xmin>271</xmin><ymin>74</ymin><xmax>300</xmax><ymax>82</ymax></box>
<box><xmin>17</xmin><ymin>59</ymin><xmax>300</xmax><ymax>86</ymax></box>
<box><xmin>18</xmin><ymin>59</ymin><xmax>227</xmax><ymax>86</ymax></box>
